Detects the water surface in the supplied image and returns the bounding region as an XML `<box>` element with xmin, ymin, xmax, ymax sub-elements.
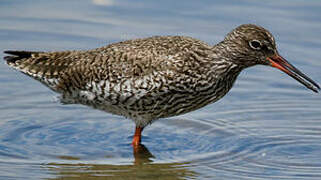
<box><xmin>0</xmin><ymin>0</ymin><xmax>321</xmax><ymax>179</ymax></box>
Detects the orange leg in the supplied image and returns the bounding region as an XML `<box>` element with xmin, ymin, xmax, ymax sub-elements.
<box><xmin>132</xmin><ymin>126</ymin><xmax>144</xmax><ymax>146</ymax></box>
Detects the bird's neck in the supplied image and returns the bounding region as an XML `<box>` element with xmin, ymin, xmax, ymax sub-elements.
<box><xmin>209</xmin><ymin>41</ymin><xmax>244</xmax><ymax>78</ymax></box>
<box><xmin>183</xmin><ymin>42</ymin><xmax>244</xmax><ymax>109</ymax></box>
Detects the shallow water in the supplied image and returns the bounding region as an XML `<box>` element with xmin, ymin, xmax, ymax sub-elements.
<box><xmin>1</xmin><ymin>0</ymin><xmax>321</xmax><ymax>179</ymax></box>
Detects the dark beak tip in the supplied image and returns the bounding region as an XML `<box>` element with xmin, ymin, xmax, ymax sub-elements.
<box><xmin>309</xmin><ymin>83</ymin><xmax>320</xmax><ymax>93</ymax></box>
<box><xmin>315</xmin><ymin>85</ymin><xmax>321</xmax><ymax>93</ymax></box>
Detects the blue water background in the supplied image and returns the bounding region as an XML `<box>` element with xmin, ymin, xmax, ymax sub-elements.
<box><xmin>0</xmin><ymin>0</ymin><xmax>321</xmax><ymax>179</ymax></box>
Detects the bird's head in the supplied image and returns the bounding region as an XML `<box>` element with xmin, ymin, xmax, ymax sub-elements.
<box><xmin>223</xmin><ymin>24</ymin><xmax>320</xmax><ymax>93</ymax></box>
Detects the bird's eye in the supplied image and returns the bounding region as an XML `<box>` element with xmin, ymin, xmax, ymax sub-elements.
<box><xmin>249</xmin><ymin>40</ymin><xmax>261</xmax><ymax>50</ymax></box>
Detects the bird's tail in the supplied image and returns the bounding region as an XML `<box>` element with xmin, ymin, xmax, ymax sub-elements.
<box><xmin>4</xmin><ymin>50</ymin><xmax>62</xmax><ymax>90</ymax></box>
<box><xmin>4</xmin><ymin>50</ymin><xmax>51</xmax><ymax>77</ymax></box>
<box><xmin>3</xmin><ymin>50</ymin><xmax>67</xmax><ymax>78</ymax></box>
<box><xmin>4</xmin><ymin>50</ymin><xmax>37</xmax><ymax>63</ymax></box>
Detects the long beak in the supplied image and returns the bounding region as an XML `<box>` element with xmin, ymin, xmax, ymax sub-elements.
<box><xmin>267</xmin><ymin>54</ymin><xmax>320</xmax><ymax>93</ymax></box>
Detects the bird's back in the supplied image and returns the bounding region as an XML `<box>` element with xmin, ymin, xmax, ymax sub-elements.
<box><xmin>6</xmin><ymin>36</ymin><xmax>211</xmax><ymax>87</ymax></box>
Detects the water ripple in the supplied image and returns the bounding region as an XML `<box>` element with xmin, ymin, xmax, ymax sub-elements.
<box><xmin>0</xmin><ymin>92</ymin><xmax>320</xmax><ymax>179</ymax></box>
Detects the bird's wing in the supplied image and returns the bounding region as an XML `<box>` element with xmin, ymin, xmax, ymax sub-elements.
<box><xmin>56</xmin><ymin>36</ymin><xmax>213</xmax><ymax>92</ymax></box>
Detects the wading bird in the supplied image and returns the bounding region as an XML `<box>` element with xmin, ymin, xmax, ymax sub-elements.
<box><xmin>4</xmin><ymin>24</ymin><xmax>319</xmax><ymax>148</ymax></box>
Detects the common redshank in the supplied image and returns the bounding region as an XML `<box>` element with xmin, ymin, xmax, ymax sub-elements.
<box><xmin>4</xmin><ymin>24</ymin><xmax>320</xmax><ymax>147</ymax></box>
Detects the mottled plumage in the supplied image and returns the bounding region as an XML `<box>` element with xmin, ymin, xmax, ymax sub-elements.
<box><xmin>4</xmin><ymin>24</ymin><xmax>319</xmax><ymax>146</ymax></box>
<box><xmin>5</xmin><ymin>36</ymin><xmax>239</xmax><ymax>127</ymax></box>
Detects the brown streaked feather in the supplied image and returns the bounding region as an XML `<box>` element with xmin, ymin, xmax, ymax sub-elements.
<box><xmin>55</xmin><ymin>36</ymin><xmax>213</xmax><ymax>92</ymax></box>
<box><xmin>5</xmin><ymin>50</ymin><xmax>78</xmax><ymax>79</ymax></box>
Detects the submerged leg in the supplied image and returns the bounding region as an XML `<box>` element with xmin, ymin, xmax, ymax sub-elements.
<box><xmin>132</xmin><ymin>126</ymin><xmax>144</xmax><ymax>146</ymax></box>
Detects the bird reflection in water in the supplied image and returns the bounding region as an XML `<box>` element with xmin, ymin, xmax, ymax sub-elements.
<box><xmin>46</xmin><ymin>144</ymin><xmax>195</xmax><ymax>180</ymax></box>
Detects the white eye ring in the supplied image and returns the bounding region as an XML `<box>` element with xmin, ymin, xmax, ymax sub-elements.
<box><xmin>249</xmin><ymin>40</ymin><xmax>262</xmax><ymax>50</ymax></box>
